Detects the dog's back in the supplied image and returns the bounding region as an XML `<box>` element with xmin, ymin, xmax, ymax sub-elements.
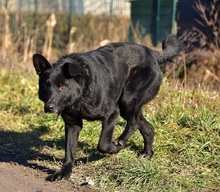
<box><xmin>62</xmin><ymin>35</ymin><xmax>182</xmax><ymax>106</ymax></box>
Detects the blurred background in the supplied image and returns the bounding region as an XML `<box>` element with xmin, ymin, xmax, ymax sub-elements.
<box><xmin>0</xmin><ymin>0</ymin><xmax>219</xmax><ymax>90</ymax></box>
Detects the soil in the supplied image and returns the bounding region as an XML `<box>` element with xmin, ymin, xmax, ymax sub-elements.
<box><xmin>0</xmin><ymin>153</ymin><xmax>98</xmax><ymax>192</ymax></box>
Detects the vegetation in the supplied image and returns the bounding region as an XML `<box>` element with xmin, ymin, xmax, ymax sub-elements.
<box><xmin>0</xmin><ymin>0</ymin><xmax>219</xmax><ymax>191</ymax></box>
<box><xmin>0</xmin><ymin>69</ymin><xmax>219</xmax><ymax>191</ymax></box>
<box><xmin>179</xmin><ymin>0</ymin><xmax>220</xmax><ymax>89</ymax></box>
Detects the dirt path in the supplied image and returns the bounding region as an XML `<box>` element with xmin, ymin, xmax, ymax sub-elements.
<box><xmin>0</xmin><ymin>161</ymin><xmax>97</xmax><ymax>192</ymax></box>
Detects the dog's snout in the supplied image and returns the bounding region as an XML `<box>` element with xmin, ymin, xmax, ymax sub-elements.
<box><xmin>45</xmin><ymin>103</ymin><xmax>56</xmax><ymax>113</ymax></box>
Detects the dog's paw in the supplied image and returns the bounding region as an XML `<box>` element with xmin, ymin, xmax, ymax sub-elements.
<box><xmin>112</xmin><ymin>139</ymin><xmax>124</xmax><ymax>146</ymax></box>
<box><xmin>139</xmin><ymin>150</ymin><xmax>154</xmax><ymax>159</ymax></box>
<box><xmin>112</xmin><ymin>139</ymin><xmax>125</xmax><ymax>152</ymax></box>
<box><xmin>50</xmin><ymin>169</ymin><xmax>71</xmax><ymax>181</ymax></box>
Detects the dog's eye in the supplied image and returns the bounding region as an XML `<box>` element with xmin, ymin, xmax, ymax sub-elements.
<box><xmin>59</xmin><ymin>85</ymin><xmax>67</xmax><ymax>91</ymax></box>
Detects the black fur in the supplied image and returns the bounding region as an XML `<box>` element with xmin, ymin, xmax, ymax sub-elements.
<box><xmin>33</xmin><ymin>35</ymin><xmax>182</xmax><ymax>181</ymax></box>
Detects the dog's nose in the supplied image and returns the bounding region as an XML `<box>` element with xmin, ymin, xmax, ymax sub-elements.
<box><xmin>45</xmin><ymin>103</ymin><xmax>56</xmax><ymax>113</ymax></box>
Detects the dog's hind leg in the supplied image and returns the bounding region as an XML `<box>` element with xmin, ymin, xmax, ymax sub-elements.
<box><xmin>137</xmin><ymin>113</ymin><xmax>154</xmax><ymax>158</ymax></box>
<box><xmin>115</xmin><ymin>64</ymin><xmax>162</xmax><ymax>155</ymax></box>
<box><xmin>114</xmin><ymin>98</ymin><xmax>142</xmax><ymax>151</ymax></box>
<box><xmin>115</xmin><ymin>115</ymin><xmax>139</xmax><ymax>149</ymax></box>
<box><xmin>114</xmin><ymin>110</ymin><xmax>154</xmax><ymax>157</ymax></box>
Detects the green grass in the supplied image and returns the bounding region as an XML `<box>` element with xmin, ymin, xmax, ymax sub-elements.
<box><xmin>0</xmin><ymin>69</ymin><xmax>219</xmax><ymax>191</ymax></box>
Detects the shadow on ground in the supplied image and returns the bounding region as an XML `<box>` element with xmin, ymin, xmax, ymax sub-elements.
<box><xmin>0</xmin><ymin>125</ymin><xmax>105</xmax><ymax>179</ymax></box>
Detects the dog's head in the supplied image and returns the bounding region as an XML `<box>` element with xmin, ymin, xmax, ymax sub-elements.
<box><xmin>33</xmin><ymin>54</ymin><xmax>86</xmax><ymax>114</ymax></box>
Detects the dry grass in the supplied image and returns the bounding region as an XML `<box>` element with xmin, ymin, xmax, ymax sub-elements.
<box><xmin>0</xmin><ymin>10</ymin><xmax>131</xmax><ymax>72</ymax></box>
<box><xmin>194</xmin><ymin>0</ymin><xmax>220</xmax><ymax>52</ymax></box>
<box><xmin>179</xmin><ymin>0</ymin><xmax>220</xmax><ymax>90</ymax></box>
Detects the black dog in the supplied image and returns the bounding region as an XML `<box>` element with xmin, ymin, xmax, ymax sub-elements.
<box><xmin>33</xmin><ymin>35</ymin><xmax>182</xmax><ymax>181</ymax></box>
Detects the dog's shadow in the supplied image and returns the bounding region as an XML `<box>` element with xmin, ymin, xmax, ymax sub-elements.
<box><xmin>0</xmin><ymin>125</ymin><xmax>105</xmax><ymax>179</ymax></box>
<box><xmin>0</xmin><ymin>116</ymin><xmax>143</xmax><ymax>181</ymax></box>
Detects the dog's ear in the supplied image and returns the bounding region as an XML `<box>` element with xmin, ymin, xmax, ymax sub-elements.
<box><xmin>64</xmin><ymin>61</ymin><xmax>85</xmax><ymax>77</ymax></box>
<box><xmin>32</xmin><ymin>54</ymin><xmax>51</xmax><ymax>75</ymax></box>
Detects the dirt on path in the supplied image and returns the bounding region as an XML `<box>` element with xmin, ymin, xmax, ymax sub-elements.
<box><xmin>0</xmin><ymin>161</ymin><xmax>97</xmax><ymax>192</ymax></box>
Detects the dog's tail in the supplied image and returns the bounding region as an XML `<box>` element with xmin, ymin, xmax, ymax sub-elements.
<box><xmin>152</xmin><ymin>34</ymin><xmax>183</xmax><ymax>65</ymax></box>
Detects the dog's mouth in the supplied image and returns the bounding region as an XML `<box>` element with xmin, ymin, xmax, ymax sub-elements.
<box><xmin>44</xmin><ymin>107</ymin><xmax>56</xmax><ymax>114</ymax></box>
<box><xmin>44</xmin><ymin>106</ymin><xmax>62</xmax><ymax>121</ymax></box>
<box><xmin>44</xmin><ymin>104</ymin><xmax>62</xmax><ymax>114</ymax></box>
<box><xmin>44</xmin><ymin>108</ymin><xmax>59</xmax><ymax>114</ymax></box>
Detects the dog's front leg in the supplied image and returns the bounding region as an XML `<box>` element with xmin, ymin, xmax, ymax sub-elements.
<box><xmin>97</xmin><ymin>110</ymin><xmax>120</xmax><ymax>154</ymax></box>
<box><xmin>51</xmin><ymin>114</ymin><xmax>82</xmax><ymax>181</ymax></box>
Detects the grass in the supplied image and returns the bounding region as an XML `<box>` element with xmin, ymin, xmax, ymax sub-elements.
<box><xmin>0</xmin><ymin>68</ymin><xmax>220</xmax><ymax>192</ymax></box>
